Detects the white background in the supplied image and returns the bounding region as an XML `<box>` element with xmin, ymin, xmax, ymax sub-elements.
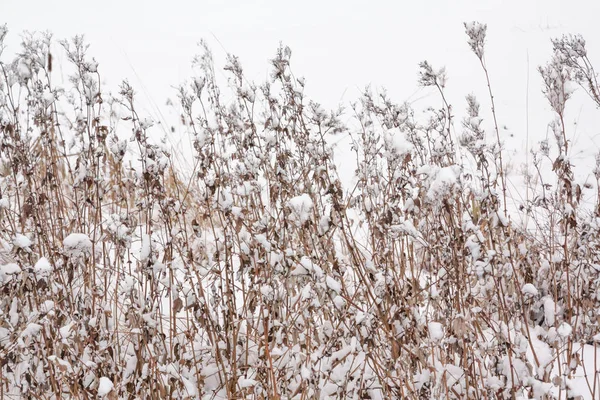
<box><xmin>3</xmin><ymin>0</ymin><xmax>600</xmax><ymax>194</ymax></box>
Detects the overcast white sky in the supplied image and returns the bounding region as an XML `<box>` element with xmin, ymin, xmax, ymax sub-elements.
<box><xmin>3</xmin><ymin>0</ymin><xmax>600</xmax><ymax>192</ymax></box>
<box><xmin>4</xmin><ymin>1</ymin><xmax>598</xmax><ymax>105</ymax></box>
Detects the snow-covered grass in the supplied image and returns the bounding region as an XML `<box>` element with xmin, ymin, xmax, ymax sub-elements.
<box><xmin>1</xmin><ymin>23</ymin><xmax>600</xmax><ymax>399</ymax></box>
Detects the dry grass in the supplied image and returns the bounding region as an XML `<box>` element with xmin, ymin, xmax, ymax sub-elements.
<box><xmin>0</xmin><ymin>23</ymin><xmax>600</xmax><ymax>399</ymax></box>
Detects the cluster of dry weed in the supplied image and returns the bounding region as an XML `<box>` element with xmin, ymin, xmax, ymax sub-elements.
<box><xmin>1</xmin><ymin>23</ymin><xmax>600</xmax><ymax>399</ymax></box>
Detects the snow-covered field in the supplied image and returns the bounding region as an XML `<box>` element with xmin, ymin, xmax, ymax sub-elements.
<box><xmin>2</xmin><ymin>1</ymin><xmax>600</xmax><ymax>399</ymax></box>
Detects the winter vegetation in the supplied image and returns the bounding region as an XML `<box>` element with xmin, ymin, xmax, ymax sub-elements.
<box><xmin>1</xmin><ymin>21</ymin><xmax>600</xmax><ymax>399</ymax></box>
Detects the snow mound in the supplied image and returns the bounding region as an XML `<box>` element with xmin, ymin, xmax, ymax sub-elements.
<box><xmin>428</xmin><ymin>322</ymin><xmax>444</xmax><ymax>341</ymax></box>
<box><xmin>97</xmin><ymin>377</ymin><xmax>113</xmax><ymax>396</ymax></box>
<box><xmin>34</xmin><ymin>257</ymin><xmax>53</xmax><ymax>276</ymax></box>
<box><xmin>522</xmin><ymin>283</ymin><xmax>538</xmax><ymax>296</ymax></box>
<box><xmin>63</xmin><ymin>233</ymin><xmax>93</xmax><ymax>258</ymax></box>
<box><xmin>288</xmin><ymin>194</ymin><xmax>314</xmax><ymax>225</ymax></box>
<box><xmin>0</xmin><ymin>262</ymin><xmax>21</xmax><ymax>283</ymax></box>
<box><xmin>13</xmin><ymin>234</ymin><xmax>32</xmax><ymax>251</ymax></box>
